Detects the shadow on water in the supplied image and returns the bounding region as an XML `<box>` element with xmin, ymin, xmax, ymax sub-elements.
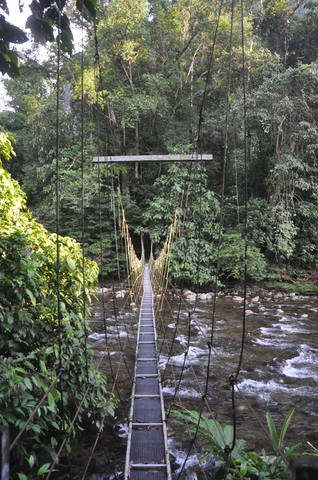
<box><xmin>66</xmin><ymin>287</ymin><xmax>318</xmax><ymax>479</ymax></box>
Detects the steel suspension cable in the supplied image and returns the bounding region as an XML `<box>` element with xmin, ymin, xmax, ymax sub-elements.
<box><xmin>229</xmin><ymin>0</ymin><xmax>249</xmax><ymax>454</ymax></box>
<box><xmin>80</xmin><ymin>7</ymin><xmax>90</xmax><ymax>388</ymax></box>
<box><xmin>55</xmin><ymin>1</ymin><xmax>65</xmax><ymax>433</ymax></box>
<box><xmin>173</xmin><ymin>0</ymin><xmax>233</xmax><ymax>476</ymax></box>
<box><xmin>92</xmin><ymin>18</ymin><xmax>125</xmax><ymax>404</ymax></box>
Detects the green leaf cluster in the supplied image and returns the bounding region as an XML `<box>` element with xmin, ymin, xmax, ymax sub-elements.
<box><xmin>171</xmin><ymin>407</ymin><xmax>304</xmax><ymax>480</ymax></box>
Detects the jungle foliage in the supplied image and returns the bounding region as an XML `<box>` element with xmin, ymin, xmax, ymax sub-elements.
<box><xmin>1</xmin><ymin>0</ymin><xmax>318</xmax><ymax>289</ymax></box>
<box><xmin>171</xmin><ymin>407</ymin><xmax>313</xmax><ymax>480</ymax></box>
<box><xmin>0</xmin><ymin>134</ymin><xmax>114</xmax><ymax>478</ymax></box>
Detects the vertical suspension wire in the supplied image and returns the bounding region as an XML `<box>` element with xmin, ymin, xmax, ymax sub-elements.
<box><xmin>155</xmin><ymin>163</ymin><xmax>194</xmax><ymax>367</ymax></box>
<box><xmin>92</xmin><ymin>14</ymin><xmax>133</xmax><ymax>389</ymax></box>
<box><xmin>111</xmin><ymin>176</ymin><xmax>121</xmax><ymax>281</ymax></box>
<box><xmin>209</xmin><ymin>0</ymin><xmax>234</xmax><ymax>360</ymax></box>
<box><xmin>55</xmin><ymin>0</ymin><xmax>65</xmax><ymax>432</ymax></box>
<box><xmin>236</xmin><ymin>0</ymin><xmax>248</xmax><ymax>380</ymax></box>
<box><xmin>173</xmin><ymin>0</ymin><xmax>235</xmax><ymax>476</ymax></box>
<box><xmin>229</xmin><ymin>0</ymin><xmax>249</xmax><ymax>453</ymax></box>
<box><xmin>195</xmin><ymin>0</ymin><xmax>225</xmax><ymax>153</ymax></box>
<box><xmin>80</xmin><ymin>5</ymin><xmax>89</xmax><ymax>387</ymax></box>
<box><xmin>193</xmin><ymin>162</ymin><xmax>204</xmax><ymax>309</ymax></box>
<box><xmin>98</xmin><ymin>166</ymin><xmax>121</xmax><ymax>396</ymax></box>
<box><xmin>92</xmin><ymin>13</ymin><xmax>132</xmax><ymax>426</ymax></box>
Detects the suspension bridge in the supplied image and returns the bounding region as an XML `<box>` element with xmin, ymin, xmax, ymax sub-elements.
<box><xmin>4</xmin><ymin>0</ymin><xmax>317</xmax><ymax>472</ymax></box>
<box><xmin>107</xmin><ymin>167</ymin><xmax>247</xmax><ymax>480</ymax></box>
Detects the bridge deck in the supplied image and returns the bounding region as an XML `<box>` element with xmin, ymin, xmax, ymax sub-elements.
<box><xmin>124</xmin><ymin>265</ymin><xmax>171</xmax><ymax>480</ymax></box>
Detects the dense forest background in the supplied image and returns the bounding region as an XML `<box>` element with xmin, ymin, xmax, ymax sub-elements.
<box><xmin>1</xmin><ymin>0</ymin><xmax>318</xmax><ymax>288</ymax></box>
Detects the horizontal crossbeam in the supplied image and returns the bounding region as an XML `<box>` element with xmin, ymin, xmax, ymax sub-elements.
<box><xmin>92</xmin><ymin>154</ymin><xmax>213</xmax><ymax>163</ymax></box>
<box><xmin>131</xmin><ymin>463</ymin><xmax>167</xmax><ymax>469</ymax></box>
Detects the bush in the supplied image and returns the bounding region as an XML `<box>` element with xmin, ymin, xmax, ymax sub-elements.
<box><xmin>0</xmin><ymin>133</ymin><xmax>114</xmax><ymax>477</ymax></box>
<box><xmin>219</xmin><ymin>232</ymin><xmax>268</xmax><ymax>282</ymax></box>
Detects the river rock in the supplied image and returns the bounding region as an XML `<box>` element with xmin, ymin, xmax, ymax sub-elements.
<box><xmin>300</xmin><ymin>313</ymin><xmax>309</xmax><ymax>318</ymax></box>
<box><xmin>276</xmin><ymin>308</ymin><xmax>284</xmax><ymax>314</ymax></box>
<box><xmin>183</xmin><ymin>290</ymin><xmax>196</xmax><ymax>302</ymax></box>
<box><xmin>115</xmin><ymin>290</ymin><xmax>126</xmax><ymax>298</ymax></box>
<box><xmin>238</xmin><ymin>404</ymin><xmax>247</xmax><ymax>411</ymax></box>
<box><xmin>183</xmin><ymin>289</ymin><xmax>194</xmax><ymax>297</ymax></box>
<box><xmin>198</xmin><ymin>293</ymin><xmax>208</xmax><ymax>301</ymax></box>
<box><xmin>259</xmin><ymin>306</ymin><xmax>267</xmax><ymax>312</ymax></box>
<box><xmin>233</xmin><ymin>295</ymin><xmax>244</xmax><ymax>302</ymax></box>
<box><xmin>245</xmin><ymin>310</ymin><xmax>254</xmax><ymax>316</ymax></box>
<box><xmin>99</xmin><ymin>287</ymin><xmax>110</xmax><ymax>294</ymax></box>
<box><xmin>183</xmin><ymin>289</ymin><xmax>193</xmax><ymax>294</ymax></box>
<box><xmin>251</xmin><ymin>296</ymin><xmax>260</xmax><ymax>303</ymax></box>
<box><xmin>274</xmin><ymin>292</ymin><xmax>283</xmax><ymax>299</ymax></box>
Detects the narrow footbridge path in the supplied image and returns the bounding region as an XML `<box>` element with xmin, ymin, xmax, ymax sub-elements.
<box><xmin>124</xmin><ymin>264</ymin><xmax>171</xmax><ymax>480</ymax></box>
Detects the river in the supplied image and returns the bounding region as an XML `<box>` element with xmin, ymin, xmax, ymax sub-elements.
<box><xmin>85</xmin><ymin>286</ymin><xmax>318</xmax><ymax>479</ymax></box>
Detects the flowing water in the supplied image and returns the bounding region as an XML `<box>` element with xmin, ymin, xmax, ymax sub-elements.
<box><xmin>86</xmin><ymin>287</ymin><xmax>318</xmax><ymax>478</ymax></box>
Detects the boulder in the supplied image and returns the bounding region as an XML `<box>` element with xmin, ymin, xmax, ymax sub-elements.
<box><xmin>198</xmin><ymin>293</ymin><xmax>207</xmax><ymax>301</ymax></box>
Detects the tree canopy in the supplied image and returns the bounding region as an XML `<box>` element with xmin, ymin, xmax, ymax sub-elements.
<box><xmin>1</xmin><ymin>0</ymin><xmax>317</xmax><ymax>286</ymax></box>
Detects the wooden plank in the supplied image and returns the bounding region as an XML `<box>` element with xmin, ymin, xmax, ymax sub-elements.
<box><xmin>92</xmin><ymin>154</ymin><xmax>213</xmax><ymax>163</ymax></box>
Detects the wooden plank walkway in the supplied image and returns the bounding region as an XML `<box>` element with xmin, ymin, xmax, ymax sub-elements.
<box><xmin>124</xmin><ymin>265</ymin><xmax>171</xmax><ymax>480</ymax></box>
